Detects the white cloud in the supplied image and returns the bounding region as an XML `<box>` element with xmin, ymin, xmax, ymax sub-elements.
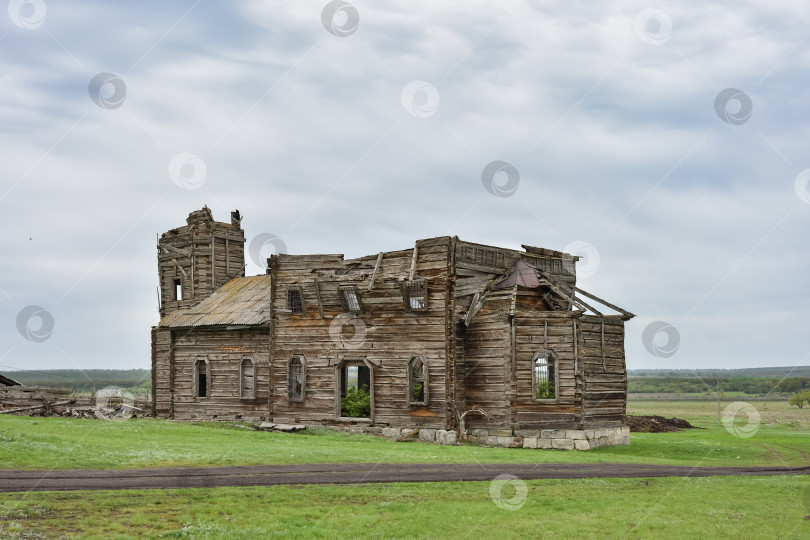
<box><xmin>0</xmin><ymin>0</ymin><xmax>808</xmax><ymax>371</ymax></box>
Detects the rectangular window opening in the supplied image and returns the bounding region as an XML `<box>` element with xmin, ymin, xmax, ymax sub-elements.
<box><xmin>408</xmin><ymin>356</ymin><xmax>427</xmax><ymax>404</ymax></box>
<box><xmin>533</xmin><ymin>352</ymin><xmax>556</xmax><ymax>400</ymax></box>
<box><xmin>289</xmin><ymin>356</ymin><xmax>304</xmax><ymax>403</ymax></box>
<box><xmin>195</xmin><ymin>359</ymin><xmax>208</xmax><ymax>398</ymax></box>
<box><xmin>403</xmin><ymin>279</ymin><xmax>427</xmax><ymax>311</ymax></box>
<box><xmin>339</xmin><ymin>285</ymin><xmax>362</xmax><ymax>313</ymax></box>
<box><xmin>340</xmin><ymin>363</ymin><xmax>371</xmax><ymax>418</ymax></box>
<box><xmin>287</xmin><ymin>288</ymin><xmax>304</xmax><ymax>315</ymax></box>
<box><xmin>240</xmin><ymin>358</ymin><xmax>255</xmax><ymax>399</ymax></box>
<box><xmin>174</xmin><ymin>278</ymin><xmax>183</xmax><ymax>301</ymax></box>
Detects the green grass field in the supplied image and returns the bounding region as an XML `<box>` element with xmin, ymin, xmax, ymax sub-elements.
<box><xmin>1</xmin><ymin>400</ymin><xmax>808</xmax><ymax>538</ymax></box>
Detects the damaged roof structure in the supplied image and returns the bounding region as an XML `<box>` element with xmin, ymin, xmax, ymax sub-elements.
<box><xmin>152</xmin><ymin>208</ymin><xmax>634</xmax><ymax>450</ymax></box>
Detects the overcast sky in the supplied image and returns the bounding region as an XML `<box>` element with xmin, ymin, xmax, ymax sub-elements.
<box><xmin>2</xmin><ymin>0</ymin><xmax>809</xmax><ymax>374</ymax></box>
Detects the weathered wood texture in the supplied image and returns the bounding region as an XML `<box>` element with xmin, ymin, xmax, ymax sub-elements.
<box><xmin>578</xmin><ymin>315</ymin><xmax>627</xmax><ymax>427</ymax></box>
<box><xmin>151</xmin><ymin>212</ymin><xmax>631</xmax><ymax>437</ymax></box>
<box><xmin>157</xmin><ymin>208</ymin><xmax>245</xmax><ymax>319</ymax></box>
<box><xmin>270</xmin><ymin>238</ymin><xmax>451</xmax><ymax>428</ymax></box>
<box><xmin>160</xmin><ymin>326</ymin><xmax>270</xmax><ymax>421</ymax></box>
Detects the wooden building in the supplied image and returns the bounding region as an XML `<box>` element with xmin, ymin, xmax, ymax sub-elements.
<box><xmin>152</xmin><ymin>208</ymin><xmax>634</xmax><ymax>450</ymax></box>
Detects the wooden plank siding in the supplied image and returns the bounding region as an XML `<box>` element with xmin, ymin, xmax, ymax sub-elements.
<box><xmin>170</xmin><ymin>326</ymin><xmax>270</xmax><ymax>421</ymax></box>
<box><xmin>578</xmin><ymin>315</ymin><xmax>627</xmax><ymax>427</ymax></box>
<box><xmin>152</xmin><ymin>211</ymin><xmax>632</xmax><ymax>438</ymax></box>
<box><xmin>270</xmin><ymin>238</ymin><xmax>452</xmax><ymax>428</ymax></box>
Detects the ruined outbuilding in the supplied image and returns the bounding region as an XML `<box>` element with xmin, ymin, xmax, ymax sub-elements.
<box><xmin>151</xmin><ymin>208</ymin><xmax>634</xmax><ymax>450</ymax></box>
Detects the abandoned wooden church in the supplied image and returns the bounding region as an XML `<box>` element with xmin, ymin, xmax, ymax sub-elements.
<box><xmin>151</xmin><ymin>208</ymin><xmax>634</xmax><ymax>450</ymax></box>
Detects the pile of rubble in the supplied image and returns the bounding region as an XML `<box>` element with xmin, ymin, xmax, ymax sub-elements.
<box><xmin>0</xmin><ymin>386</ymin><xmax>149</xmax><ymax>419</ymax></box>
<box><xmin>626</xmin><ymin>415</ymin><xmax>701</xmax><ymax>433</ymax></box>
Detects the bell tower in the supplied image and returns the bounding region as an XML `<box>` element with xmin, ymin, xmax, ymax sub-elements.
<box><xmin>157</xmin><ymin>206</ymin><xmax>245</xmax><ymax>318</ymax></box>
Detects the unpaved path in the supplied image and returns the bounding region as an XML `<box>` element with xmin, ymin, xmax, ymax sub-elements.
<box><xmin>1</xmin><ymin>463</ymin><xmax>808</xmax><ymax>493</ymax></box>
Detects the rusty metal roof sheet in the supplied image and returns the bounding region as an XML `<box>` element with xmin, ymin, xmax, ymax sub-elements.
<box><xmin>159</xmin><ymin>275</ymin><xmax>272</xmax><ymax>328</ymax></box>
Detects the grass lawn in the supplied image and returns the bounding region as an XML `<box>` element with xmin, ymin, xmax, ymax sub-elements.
<box><xmin>1</xmin><ymin>476</ymin><xmax>808</xmax><ymax>539</ymax></box>
<box><xmin>0</xmin><ymin>400</ymin><xmax>807</xmax><ymax>471</ymax></box>
<box><xmin>1</xmin><ymin>400</ymin><xmax>808</xmax><ymax>538</ymax></box>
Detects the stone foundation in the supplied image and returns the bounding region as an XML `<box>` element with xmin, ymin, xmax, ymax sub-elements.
<box><xmin>465</xmin><ymin>426</ymin><xmax>630</xmax><ymax>450</ymax></box>
<box><xmin>320</xmin><ymin>424</ymin><xmax>630</xmax><ymax>450</ymax></box>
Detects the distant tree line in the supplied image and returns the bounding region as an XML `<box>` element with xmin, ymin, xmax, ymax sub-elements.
<box><xmin>629</xmin><ymin>366</ymin><xmax>810</xmax><ymax>379</ymax></box>
<box><xmin>3</xmin><ymin>369</ymin><xmax>151</xmax><ymax>394</ymax></box>
<box><xmin>628</xmin><ymin>377</ymin><xmax>810</xmax><ymax>395</ymax></box>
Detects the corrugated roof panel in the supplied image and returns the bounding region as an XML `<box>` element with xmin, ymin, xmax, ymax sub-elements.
<box><xmin>159</xmin><ymin>275</ymin><xmax>272</xmax><ymax>328</ymax></box>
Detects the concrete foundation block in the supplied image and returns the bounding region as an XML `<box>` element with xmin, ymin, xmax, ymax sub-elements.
<box><xmin>566</xmin><ymin>430</ymin><xmax>586</xmax><ymax>440</ymax></box>
<box><xmin>418</xmin><ymin>428</ymin><xmax>437</xmax><ymax>442</ymax></box>
<box><xmin>436</xmin><ymin>430</ymin><xmax>457</xmax><ymax>445</ymax></box>
<box><xmin>522</xmin><ymin>437</ymin><xmax>538</xmax><ymax>449</ymax></box>
<box><xmin>382</xmin><ymin>427</ymin><xmax>400</xmax><ymax>439</ymax></box>
<box><xmin>551</xmin><ymin>439</ymin><xmax>575</xmax><ymax>450</ymax></box>
<box><xmin>537</xmin><ymin>438</ymin><xmax>554</xmax><ymax>449</ymax></box>
<box><xmin>574</xmin><ymin>439</ymin><xmax>591</xmax><ymax>451</ymax></box>
<box><xmin>541</xmin><ymin>429</ymin><xmax>566</xmax><ymax>439</ymax></box>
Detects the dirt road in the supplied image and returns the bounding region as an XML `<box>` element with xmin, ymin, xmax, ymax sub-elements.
<box><xmin>1</xmin><ymin>463</ymin><xmax>808</xmax><ymax>493</ymax></box>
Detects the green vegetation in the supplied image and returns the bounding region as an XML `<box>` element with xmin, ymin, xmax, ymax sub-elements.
<box><xmin>0</xmin><ymin>369</ymin><xmax>151</xmax><ymax>394</ymax></box>
<box><xmin>1</xmin><ymin>477</ymin><xmax>808</xmax><ymax>539</ymax></box>
<box><xmin>629</xmin><ymin>366</ymin><xmax>810</xmax><ymax>378</ymax></box>
<box><xmin>628</xmin><ymin>376</ymin><xmax>810</xmax><ymax>395</ymax></box>
<box><xmin>0</xmin><ymin>400</ymin><xmax>808</xmax><ymax>471</ymax></box>
<box><xmin>534</xmin><ymin>381</ymin><xmax>555</xmax><ymax>399</ymax></box>
<box><xmin>340</xmin><ymin>385</ymin><xmax>371</xmax><ymax>418</ymax></box>
<box><xmin>0</xmin><ymin>400</ymin><xmax>808</xmax><ymax>538</ymax></box>
<box><xmin>789</xmin><ymin>391</ymin><xmax>810</xmax><ymax>409</ymax></box>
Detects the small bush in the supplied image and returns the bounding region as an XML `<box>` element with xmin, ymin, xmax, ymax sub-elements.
<box><xmin>341</xmin><ymin>385</ymin><xmax>370</xmax><ymax>417</ymax></box>
<box><xmin>535</xmin><ymin>381</ymin><xmax>555</xmax><ymax>399</ymax></box>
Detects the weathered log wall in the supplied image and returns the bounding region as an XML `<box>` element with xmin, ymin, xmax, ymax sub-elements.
<box><xmin>165</xmin><ymin>326</ymin><xmax>270</xmax><ymax>421</ymax></box>
<box><xmin>578</xmin><ymin>314</ymin><xmax>627</xmax><ymax>427</ymax></box>
<box><xmin>462</xmin><ymin>298</ymin><xmax>512</xmax><ymax>429</ymax></box>
<box><xmin>270</xmin><ymin>237</ymin><xmax>451</xmax><ymax>429</ymax></box>
<box><xmin>513</xmin><ymin>308</ymin><xmax>580</xmax><ymax>429</ymax></box>
<box><xmin>157</xmin><ymin>209</ymin><xmax>245</xmax><ymax>319</ymax></box>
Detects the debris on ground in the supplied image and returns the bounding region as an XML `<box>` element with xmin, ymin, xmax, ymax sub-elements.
<box><xmin>1</xmin><ymin>386</ymin><xmax>150</xmax><ymax>419</ymax></box>
<box><xmin>626</xmin><ymin>415</ymin><xmax>701</xmax><ymax>433</ymax></box>
<box><xmin>253</xmin><ymin>422</ymin><xmax>307</xmax><ymax>433</ymax></box>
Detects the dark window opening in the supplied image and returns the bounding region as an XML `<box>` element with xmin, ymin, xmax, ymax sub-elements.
<box><xmin>195</xmin><ymin>359</ymin><xmax>209</xmax><ymax>398</ymax></box>
<box><xmin>287</xmin><ymin>288</ymin><xmax>304</xmax><ymax>315</ymax></box>
<box><xmin>289</xmin><ymin>356</ymin><xmax>305</xmax><ymax>402</ymax></box>
<box><xmin>340</xmin><ymin>363</ymin><xmax>370</xmax><ymax>417</ymax></box>
<box><xmin>403</xmin><ymin>279</ymin><xmax>428</xmax><ymax>311</ymax></box>
<box><xmin>533</xmin><ymin>352</ymin><xmax>556</xmax><ymax>400</ymax></box>
<box><xmin>339</xmin><ymin>285</ymin><xmax>362</xmax><ymax>313</ymax></box>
